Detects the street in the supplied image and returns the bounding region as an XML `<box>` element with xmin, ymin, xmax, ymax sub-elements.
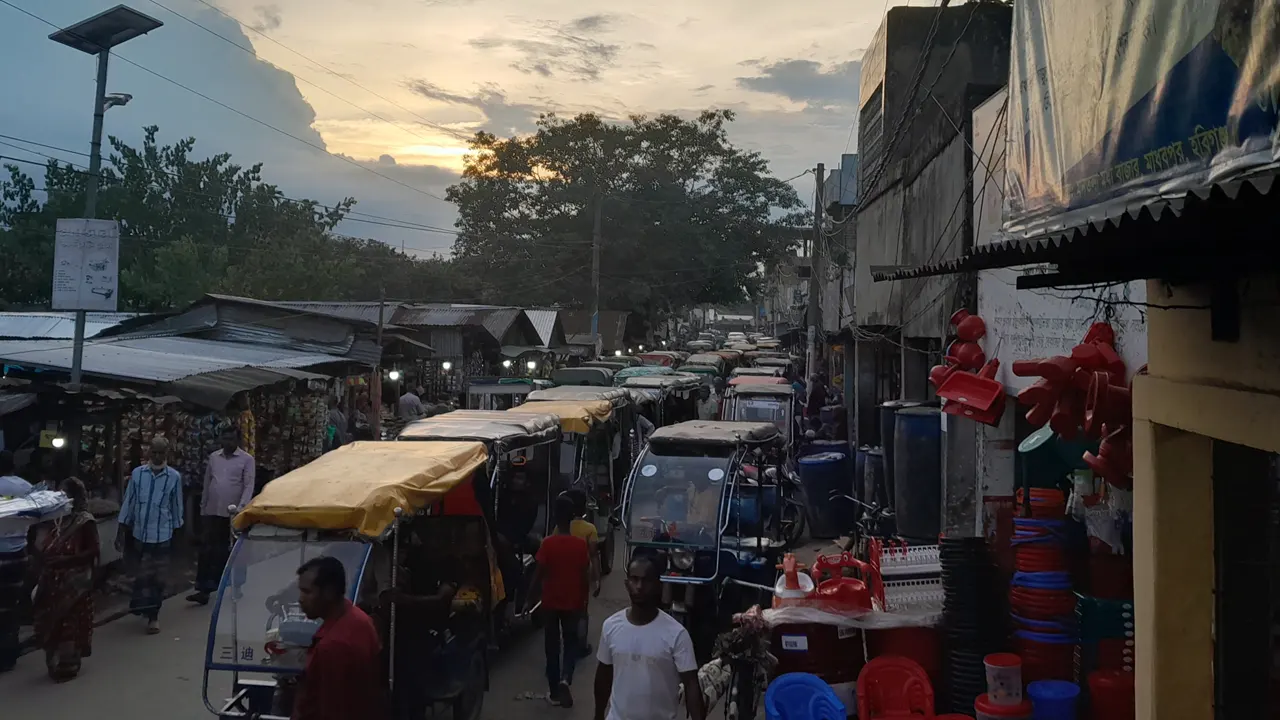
<box><xmin>0</xmin><ymin>547</ymin><xmax>633</xmax><ymax>720</ymax></box>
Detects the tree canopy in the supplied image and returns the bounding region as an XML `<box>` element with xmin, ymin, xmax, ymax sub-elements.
<box><xmin>446</xmin><ymin>110</ymin><xmax>805</xmax><ymax>315</ymax></box>
<box><xmin>0</xmin><ymin>126</ymin><xmax>466</xmax><ymax>311</ymax></box>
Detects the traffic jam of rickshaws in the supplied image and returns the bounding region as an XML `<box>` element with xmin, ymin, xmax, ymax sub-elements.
<box><xmin>200</xmin><ymin>329</ymin><xmax>841</xmax><ymax>720</ymax></box>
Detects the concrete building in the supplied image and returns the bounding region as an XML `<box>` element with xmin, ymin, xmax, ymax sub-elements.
<box><xmin>852</xmin><ymin>1</ymin><xmax>1012</xmax><ymax>445</ymax></box>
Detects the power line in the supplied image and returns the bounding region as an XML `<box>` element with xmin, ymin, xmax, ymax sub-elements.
<box><xmin>185</xmin><ymin>0</ymin><xmax>475</xmax><ymax>144</ymax></box>
<box><xmin>0</xmin><ymin>135</ymin><xmax>460</xmax><ymax>236</ymax></box>
<box><xmin>0</xmin><ymin>0</ymin><xmax>452</xmax><ymax>205</ymax></box>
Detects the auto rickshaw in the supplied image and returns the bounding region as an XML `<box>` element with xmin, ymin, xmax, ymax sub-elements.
<box><xmin>208</xmin><ymin>442</ymin><xmax>498</xmax><ymax>720</ymax></box>
<box><xmin>551</xmin><ymin>366</ymin><xmax>615</xmax><ymax>387</ymax></box>
<box><xmin>622</xmin><ymin>421</ymin><xmax>788</xmax><ymax>664</ymax></box>
<box><xmin>506</xmin><ymin>395</ymin><xmax>624</xmax><ymax>573</ymax></box>
<box><xmin>613</xmin><ymin>365</ymin><xmax>679</xmax><ymax>386</ymax></box>
<box><xmin>397</xmin><ymin>410</ymin><xmax>562</xmax><ymax>635</ymax></box>
<box><xmin>465</xmin><ymin>377</ymin><xmax>553</xmax><ymax>410</ymax></box>
<box><xmin>620</xmin><ymin>374</ymin><xmax>702</xmax><ymax>426</ymax></box>
<box><xmin>731</xmin><ymin>366</ymin><xmax>785</xmax><ymax>379</ymax></box>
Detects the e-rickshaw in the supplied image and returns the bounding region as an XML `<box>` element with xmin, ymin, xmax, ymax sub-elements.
<box><xmin>728</xmin><ymin>343</ymin><xmax>757</xmax><ymax>352</ymax></box>
<box><xmin>686</xmin><ymin>353</ymin><xmax>727</xmax><ymax>374</ymax></box>
<box><xmin>620</xmin><ymin>374</ymin><xmax>702</xmax><ymax>426</ymax></box>
<box><xmin>686</xmin><ymin>340</ymin><xmax>714</xmax><ymax>352</ymax></box>
<box><xmin>621</xmin><ymin>421</ymin><xmax>788</xmax><ymax>664</ymax></box>
<box><xmin>397</xmin><ymin>410</ymin><xmax>562</xmax><ymax>635</ymax></box>
<box><xmin>731</xmin><ymin>367</ymin><xmax>785</xmax><ymax>379</ymax></box>
<box><xmin>711</xmin><ymin>349</ymin><xmax>743</xmax><ymax>373</ymax></box>
<box><xmin>506</xmin><ymin>396</ymin><xmax>624</xmax><ymax>573</ymax></box>
<box><xmin>551</xmin><ymin>366</ymin><xmax>615</xmax><ymax>387</ymax></box>
<box><xmin>638</xmin><ymin>351</ymin><xmax>683</xmax><ymax>367</ymax></box>
<box><xmin>752</xmin><ymin>357</ymin><xmax>792</xmax><ymax>375</ymax></box>
<box><xmin>465</xmin><ymin>377</ymin><xmax>553</xmax><ymax>410</ymax></box>
<box><xmin>613</xmin><ymin>365</ymin><xmax>679</xmax><ymax>386</ymax></box>
<box><xmin>582</xmin><ymin>360</ymin><xmax>632</xmax><ymax>373</ymax></box>
<box><xmin>207</xmin><ymin>442</ymin><xmax>498</xmax><ymax>720</ymax></box>
<box><xmin>679</xmin><ymin>365</ymin><xmax>721</xmax><ymax>386</ymax></box>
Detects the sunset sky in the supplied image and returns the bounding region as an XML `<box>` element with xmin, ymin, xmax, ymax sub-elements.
<box><xmin>0</xmin><ymin>0</ymin><xmax>905</xmax><ymax>255</ymax></box>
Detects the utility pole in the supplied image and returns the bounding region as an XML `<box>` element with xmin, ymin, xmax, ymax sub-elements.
<box><xmin>806</xmin><ymin>163</ymin><xmax>825</xmax><ymax>383</ymax></box>
<box><xmin>372</xmin><ymin>287</ymin><xmax>386</xmax><ymax>439</ymax></box>
<box><xmin>590</xmin><ymin>196</ymin><xmax>603</xmax><ymax>358</ymax></box>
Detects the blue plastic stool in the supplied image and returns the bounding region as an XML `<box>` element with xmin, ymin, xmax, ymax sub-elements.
<box><xmin>1026</xmin><ymin>679</ymin><xmax>1080</xmax><ymax>720</ymax></box>
<box><xmin>765</xmin><ymin>673</ymin><xmax>847</xmax><ymax>720</ymax></box>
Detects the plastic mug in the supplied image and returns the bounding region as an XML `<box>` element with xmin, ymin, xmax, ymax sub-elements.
<box><xmin>984</xmin><ymin>653</ymin><xmax>1024</xmax><ymax>705</ymax></box>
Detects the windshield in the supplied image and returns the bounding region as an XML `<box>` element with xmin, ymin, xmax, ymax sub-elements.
<box><xmin>625</xmin><ymin>445</ymin><xmax>734</xmax><ymax>548</ymax></box>
<box><xmin>207</xmin><ymin>535</ymin><xmax>369</xmax><ymax>674</ymax></box>
<box><xmin>731</xmin><ymin>397</ymin><xmax>789</xmax><ymax>432</ymax></box>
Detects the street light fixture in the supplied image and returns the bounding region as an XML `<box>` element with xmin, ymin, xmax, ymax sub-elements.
<box><xmin>502</xmin><ymin>360</ymin><xmax>512</xmax><ymax>369</ymax></box>
<box><xmin>51</xmin><ymin>5</ymin><xmax>162</xmax><ymax>469</ymax></box>
<box><xmin>441</xmin><ymin>361</ymin><xmax>453</xmax><ymax>372</ymax></box>
<box><xmin>614</xmin><ymin>350</ymin><xmax>622</xmax><ymax>357</ymax></box>
<box><xmin>387</xmin><ymin>369</ymin><xmax>402</xmax><ymax>381</ymax></box>
<box><xmin>526</xmin><ymin>361</ymin><xmax>537</xmax><ymax>371</ymax></box>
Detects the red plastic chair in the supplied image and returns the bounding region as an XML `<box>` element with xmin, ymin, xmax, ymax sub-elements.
<box><xmin>856</xmin><ymin>655</ymin><xmax>936</xmax><ymax>719</ymax></box>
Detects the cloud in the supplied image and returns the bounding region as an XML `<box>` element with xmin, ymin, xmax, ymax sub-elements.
<box><xmin>736</xmin><ymin>59</ymin><xmax>861</xmax><ymax>108</ymax></box>
<box><xmin>468</xmin><ymin>23</ymin><xmax>621</xmax><ymax>81</ymax></box>
<box><xmin>248</xmin><ymin>4</ymin><xmax>282</xmax><ymax>32</ymax></box>
<box><xmin>404</xmin><ymin>80</ymin><xmax>546</xmax><ymax>136</ymax></box>
<box><xmin>567</xmin><ymin>14</ymin><xmax>615</xmax><ymax>33</ymax></box>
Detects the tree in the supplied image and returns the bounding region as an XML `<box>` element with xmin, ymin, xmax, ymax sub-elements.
<box><xmin>446</xmin><ymin>110</ymin><xmax>805</xmax><ymax>316</ymax></box>
<box><xmin>0</xmin><ymin>126</ymin><xmax>466</xmax><ymax>310</ymax></box>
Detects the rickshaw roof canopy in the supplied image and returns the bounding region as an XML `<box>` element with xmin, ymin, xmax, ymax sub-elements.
<box><xmin>732</xmin><ymin>367</ymin><xmax>785</xmax><ymax>377</ymax></box>
<box><xmin>233</xmin><ymin>441</ymin><xmax>488</xmax><ymax>537</ymax></box>
<box><xmin>551</xmin><ymin>367</ymin><xmax>614</xmax><ymax>386</ymax></box>
<box><xmin>753</xmin><ymin>357</ymin><xmax>791</xmax><ymax>367</ymax></box>
<box><xmin>731</xmin><ymin>383</ymin><xmax>796</xmax><ymax>397</ymax></box>
<box><xmin>614</xmin><ymin>366</ymin><xmax>678</xmax><ymax>383</ymax></box>
<box><xmin>622</xmin><ymin>374</ymin><xmax>702</xmax><ymax>390</ymax></box>
<box><xmin>686</xmin><ymin>353</ymin><xmax>725</xmax><ymax>367</ymax></box>
<box><xmin>506</xmin><ymin>398</ymin><xmax>613</xmax><ymax>433</ymax></box>
<box><xmin>397</xmin><ymin>411</ymin><xmax>561</xmax><ymax>446</ymax></box>
<box><xmin>582</xmin><ymin>361</ymin><xmax>631</xmax><ymax>371</ymax></box>
<box><xmin>649</xmin><ymin>420</ymin><xmax>782</xmax><ymax>446</ymax></box>
<box><xmin>728</xmin><ymin>375</ymin><xmax>788</xmax><ymax>386</ymax></box>
<box><xmin>712</xmin><ymin>349</ymin><xmax>742</xmax><ymax>359</ymax></box>
<box><xmin>680</xmin><ymin>364</ymin><xmax>719</xmax><ymax>375</ymax></box>
<box><xmin>729</xmin><ymin>343</ymin><xmax>757</xmax><ymax>351</ymax></box>
<box><xmin>527</xmin><ymin>386</ymin><xmax>630</xmax><ymax>409</ymax></box>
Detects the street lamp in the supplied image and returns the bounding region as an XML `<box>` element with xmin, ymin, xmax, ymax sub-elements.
<box><xmin>526</xmin><ymin>360</ymin><xmax>537</xmax><ymax>371</ymax></box>
<box><xmin>502</xmin><ymin>360</ymin><xmax>512</xmax><ymax>369</ymax></box>
<box><xmin>614</xmin><ymin>350</ymin><xmax>622</xmax><ymax>357</ymax></box>
<box><xmin>387</xmin><ymin>369</ymin><xmax>401</xmax><ymax>381</ymax></box>
<box><xmin>441</xmin><ymin>361</ymin><xmax>453</xmax><ymax>372</ymax></box>
<box><xmin>51</xmin><ymin>5</ymin><xmax>162</xmax><ymax>468</ymax></box>
<box><xmin>638</xmin><ymin>344</ymin><xmax>645</xmax><ymax>352</ymax></box>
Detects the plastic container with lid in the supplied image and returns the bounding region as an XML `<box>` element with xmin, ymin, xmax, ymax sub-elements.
<box><xmin>1026</xmin><ymin>680</ymin><xmax>1081</xmax><ymax>720</ymax></box>
<box><xmin>983</xmin><ymin>653</ymin><xmax>1023</xmax><ymax>705</ymax></box>
<box><xmin>974</xmin><ymin>693</ymin><xmax>1032</xmax><ymax>720</ymax></box>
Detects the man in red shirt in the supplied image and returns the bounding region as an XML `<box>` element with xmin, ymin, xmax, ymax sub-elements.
<box><xmin>293</xmin><ymin>555</ymin><xmax>384</xmax><ymax>720</ymax></box>
<box><xmin>532</xmin><ymin>494</ymin><xmax>591</xmax><ymax>708</ymax></box>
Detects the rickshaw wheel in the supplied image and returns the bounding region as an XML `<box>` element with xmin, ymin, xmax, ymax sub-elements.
<box><xmin>452</xmin><ymin>653</ymin><xmax>486</xmax><ymax>720</ymax></box>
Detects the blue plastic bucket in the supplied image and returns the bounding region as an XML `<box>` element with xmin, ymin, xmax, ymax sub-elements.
<box><xmin>764</xmin><ymin>672</ymin><xmax>847</xmax><ymax>720</ymax></box>
<box><xmin>1026</xmin><ymin>680</ymin><xmax>1081</xmax><ymax>720</ymax></box>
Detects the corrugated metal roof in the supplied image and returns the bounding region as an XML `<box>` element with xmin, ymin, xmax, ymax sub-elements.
<box><xmin>561</xmin><ymin>311</ymin><xmax>630</xmax><ymax>351</ymax></box>
<box><xmin>269</xmin><ymin>301</ymin><xmax>393</xmax><ymax>325</ymax></box>
<box><xmin>0</xmin><ymin>336</ymin><xmax>351</xmax><ymax>384</ymax></box>
<box><xmin>393</xmin><ymin>305</ymin><xmax>489</xmax><ymax>328</ymax></box>
<box><xmin>0</xmin><ymin>312</ymin><xmax>140</xmax><ymax>340</ymax></box>
<box><xmin>525</xmin><ymin>310</ymin><xmax>564</xmax><ymax>348</ymax></box>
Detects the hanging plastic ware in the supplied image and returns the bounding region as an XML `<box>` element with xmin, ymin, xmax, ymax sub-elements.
<box><xmin>950</xmin><ymin>309</ymin><xmax>988</xmax><ymax>342</ymax></box>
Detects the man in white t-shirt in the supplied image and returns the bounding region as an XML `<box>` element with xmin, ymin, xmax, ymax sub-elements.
<box><xmin>594</xmin><ymin>556</ymin><xmax>704</xmax><ymax>720</ymax></box>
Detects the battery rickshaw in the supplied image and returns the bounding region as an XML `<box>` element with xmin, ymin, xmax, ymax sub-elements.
<box><xmin>621</xmin><ymin>421</ymin><xmax>786</xmax><ymax>663</ymax></box>
<box><xmin>397</xmin><ymin>410</ymin><xmax>562</xmax><ymax>635</ymax></box>
<box><xmin>464</xmin><ymin>377</ymin><xmax>552</xmax><ymax>410</ymax></box>
<box><xmin>207</xmin><ymin>441</ymin><xmax>498</xmax><ymax>720</ymax></box>
<box><xmin>620</xmin><ymin>373</ymin><xmax>702</xmax><ymax>426</ymax></box>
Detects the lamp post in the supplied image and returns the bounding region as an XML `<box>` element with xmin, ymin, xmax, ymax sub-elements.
<box><xmin>50</xmin><ymin>6</ymin><xmax>162</xmax><ymax>467</ymax></box>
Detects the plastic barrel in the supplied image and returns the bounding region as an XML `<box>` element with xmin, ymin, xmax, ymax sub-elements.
<box><xmin>799</xmin><ymin>452</ymin><xmax>850</xmax><ymax>539</ymax></box>
<box><xmin>879</xmin><ymin>401</ymin><xmax>921</xmax><ymax>508</ymax></box>
<box><xmin>892</xmin><ymin>407</ymin><xmax>942</xmax><ymax>541</ymax></box>
<box><xmin>865</xmin><ymin>447</ymin><xmax>886</xmax><ymax>508</ymax></box>
<box><xmin>1026</xmin><ymin>680</ymin><xmax>1080</xmax><ymax>720</ymax></box>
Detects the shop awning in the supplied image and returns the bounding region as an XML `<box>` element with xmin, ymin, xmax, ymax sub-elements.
<box><xmin>163</xmin><ymin>367</ymin><xmax>328</xmax><ymax>410</ymax></box>
<box><xmin>234</xmin><ymin>440</ymin><xmax>488</xmax><ymax>537</ymax></box>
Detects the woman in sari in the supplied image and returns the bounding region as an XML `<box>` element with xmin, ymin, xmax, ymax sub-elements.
<box><xmin>32</xmin><ymin>477</ymin><xmax>99</xmax><ymax>681</ymax></box>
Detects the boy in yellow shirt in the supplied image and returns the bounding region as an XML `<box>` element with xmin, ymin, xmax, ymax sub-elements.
<box><xmin>557</xmin><ymin>490</ymin><xmax>601</xmax><ymax>657</ymax></box>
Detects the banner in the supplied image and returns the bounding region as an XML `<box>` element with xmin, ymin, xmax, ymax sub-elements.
<box><xmin>1004</xmin><ymin>0</ymin><xmax>1280</xmax><ymax>235</ymax></box>
<box><xmin>52</xmin><ymin>218</ymin><xmax>119</xmax><ymax>312</ymax></box>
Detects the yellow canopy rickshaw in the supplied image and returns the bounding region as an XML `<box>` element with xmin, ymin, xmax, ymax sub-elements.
<box><xmin>505</xmin><ymin>398</ymin><xmax>614</xmax><ymax>433</ymax></box>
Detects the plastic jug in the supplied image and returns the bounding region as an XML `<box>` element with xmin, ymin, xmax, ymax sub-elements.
<box><xmin>810</xmin><ymin>552</ymin><xmax>873</xmax><ymax>613</ymax></box>
<box><xmin>773</xmin><ymin>553</ymin><xmax>816</xmax><ymax>607</ymax></box>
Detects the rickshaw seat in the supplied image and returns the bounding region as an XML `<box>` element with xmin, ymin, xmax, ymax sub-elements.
<box><xmin>741</xmin><ymin>464</ymin><xmax>759</xmax><ymax>480</ymax></box>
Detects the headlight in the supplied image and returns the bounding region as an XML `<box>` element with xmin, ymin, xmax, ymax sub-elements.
<box><xmin>670</xmin><ymin>549</ymin><xmax>694</xmax><ymax>571</ymax></box>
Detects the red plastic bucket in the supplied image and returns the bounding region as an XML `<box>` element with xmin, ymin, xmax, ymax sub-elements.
<box><xmin>865</xmin><ymin>626</ymin><xmax>942</xmax><ymax>689</ymax></box>
<box><xmin>1088</xmin><ymin>670</ymin><xmax>1135</xmax><ymax>720</ymax></box>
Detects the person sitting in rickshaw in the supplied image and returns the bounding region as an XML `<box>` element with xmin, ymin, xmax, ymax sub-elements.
<box><xmin>685</xmin><ymin>472</ymin><xmax>721</xmax><ymax>537</ymax></box>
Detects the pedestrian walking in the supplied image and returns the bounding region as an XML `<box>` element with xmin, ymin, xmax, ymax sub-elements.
<box><xmin>0</xmin><ymin>449</ymin><xmax>33</xmax><ymax>671</ymax></box>
<box><xmin>188</xmin><ymin>425</ymin><xmax>254</xmax><ymax>605</ymax></box>
<box><xmin>293</xmin><ymin>555</ymin><xmax>384</xmax><ymax>720</ymax></box>
<box><xmin>594</xmin><ymin>556</ymin><xmax>704</xmax><ymax>720</ymax></box>
<box><xmin>325</xmin><ymin>396</ymin><xmax>349</xmax><ymax>451</ymax></box>
<box><xmin>532</xmin><ymin>494</ymin><xmax>591</xmax><ymax>707</ymax></box>
<box><xmin>116</xmin><ymin>436</ymin><xmax>183</xmax><ymax>635</ymax></box>
<box><xmin>32</xmin><ymin>477</ymin><xmax>99</xmax><ymax>681</ymax></box>
<box><xmin>557</xmin><ymin>490</ymin><xmax>602</xmax><ymax>659</ymax></box>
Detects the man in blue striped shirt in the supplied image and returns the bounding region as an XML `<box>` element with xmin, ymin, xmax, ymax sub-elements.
<box><xmin>116</xmin><ymin>436</ymin><xmax>183</xmax><ymax>634</ymax></box>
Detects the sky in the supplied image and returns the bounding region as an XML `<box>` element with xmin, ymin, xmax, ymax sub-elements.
<box><xmin>0</xmin><ymin>0</ymin><xmax>900</xmax><ymax>257</ymax></box>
